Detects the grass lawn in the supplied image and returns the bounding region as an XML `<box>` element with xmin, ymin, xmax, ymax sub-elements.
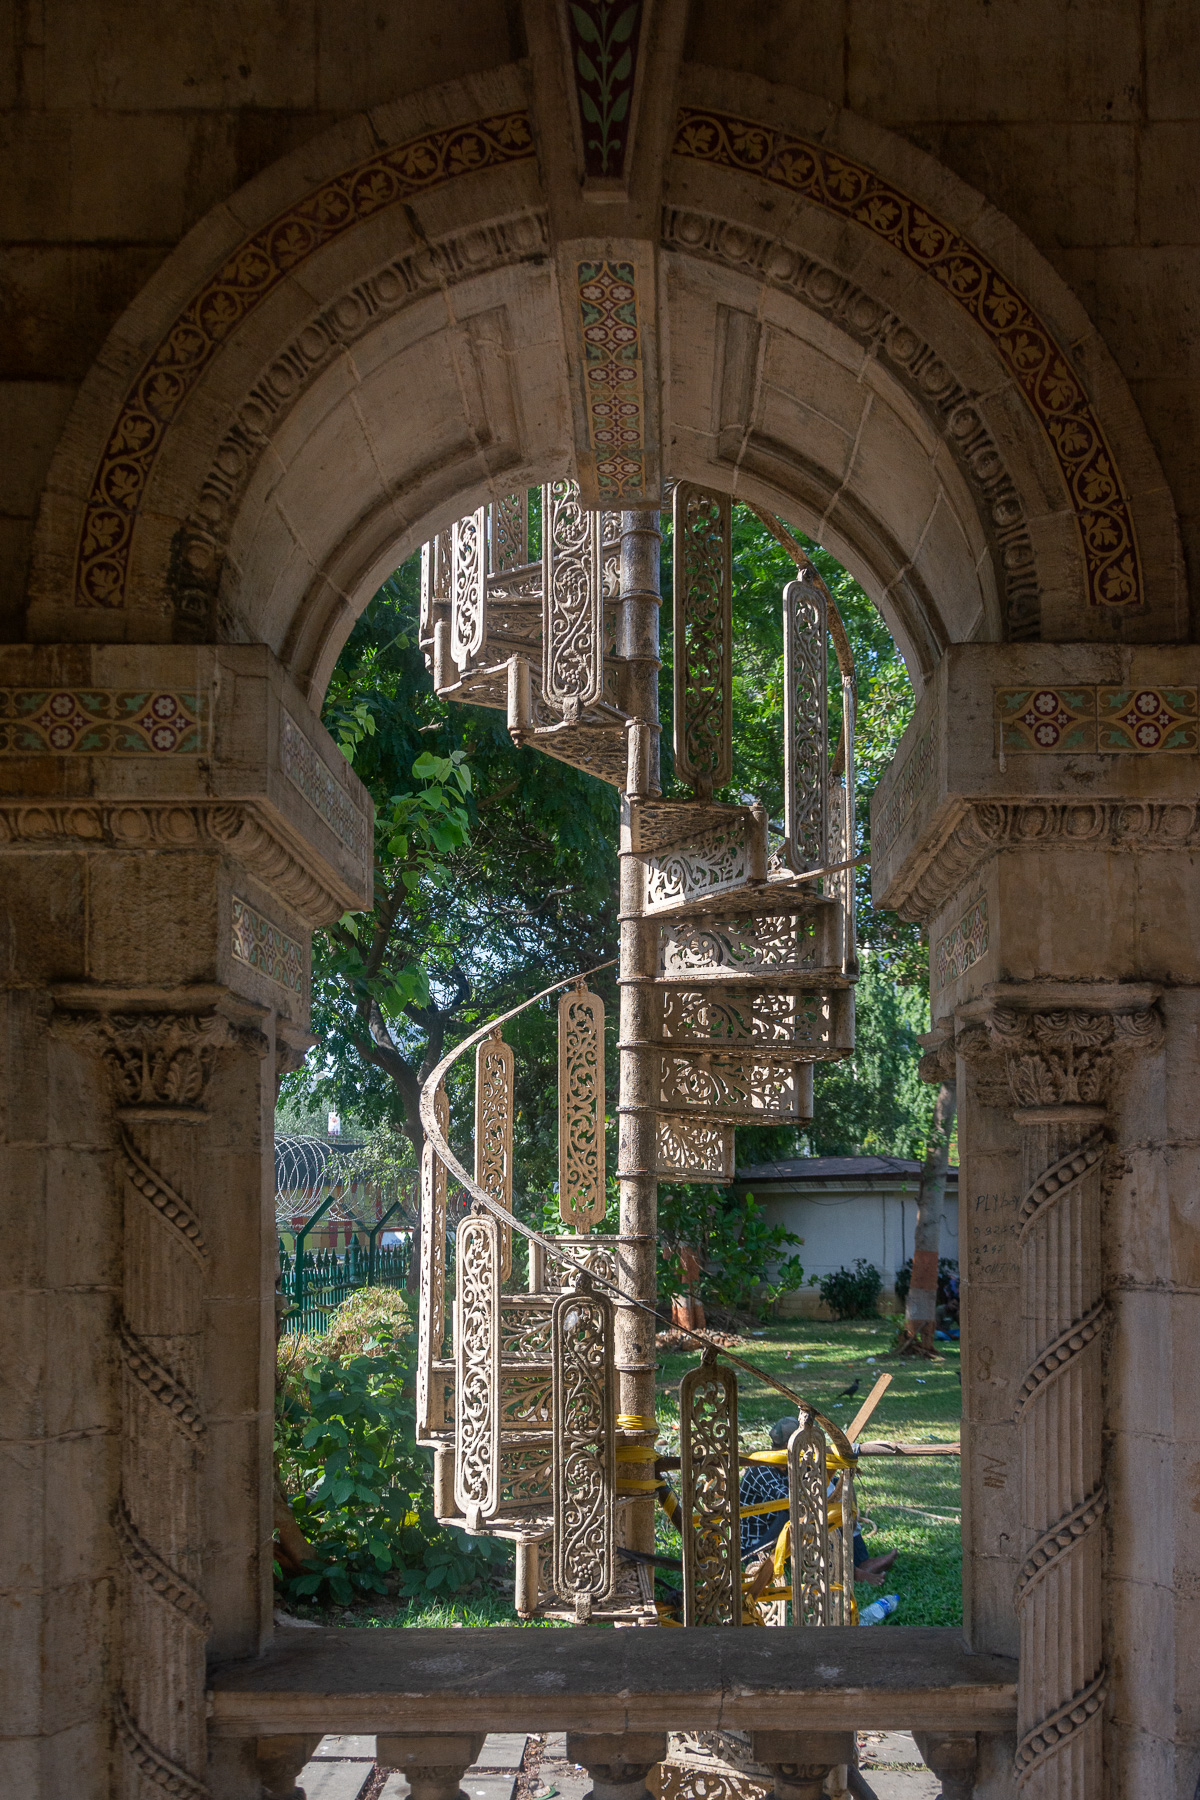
<box><xmin>652</xmin><ymin>1316</ymin><xmax>963</xmax><ymax>1629</ymax></box>
<box><xmin>287</xmin><ymin>1315</ymin><xmax>961</xmax><ymax>1631</ymax></box>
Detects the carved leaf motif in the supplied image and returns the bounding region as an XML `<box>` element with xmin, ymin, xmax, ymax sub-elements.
<box><xmin>681</xmin><ymin>1358</ymin><xmax>741</xmax><ymax>1626</ymax></box>
<box><xmin>543</xmin><ymin>480</ymin><xmax>604</xmax><ymax>714</ymax></box>
<box><xmin>453</xmin><ymin>1211</ymin><xmax>501</xmax><ymax>1521</ymax></box>
<box><xmin>552</xmin><ymin>1285</ymin><xmax>615</xmax><ymax>1603</ymax></box>
<box><xmin>783</xmin><ymin>577</ymin><xmax>828</xmax><ymax>872</ymax></box>
<box><xmin>475</xmin><ymin>1032</ymin><xmax>514</xmax><ymax>1279</ymax></box>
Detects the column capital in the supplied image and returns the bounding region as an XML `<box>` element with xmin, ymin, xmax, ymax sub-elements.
<box><xmin>51</xmin><ymin>984</ymin><xmax>267</xmax><ymax>1121</ymax></box>
<box><xmin>955</xmin><ymin>980</ymin><xmax>1163</xmax><ymax>1117</ymax></box>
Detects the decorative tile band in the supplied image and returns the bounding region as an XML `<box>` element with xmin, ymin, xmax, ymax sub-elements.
<box><xmin>996</xmin><ymin>686</ymin><xmax>1200</xmax><ymax>753</ymax></box>
<box><xmin>872</xmin><ymin>720</ymin><xmax>936</xmax><ymax>857</ymax></box>
<box><xmin>0</xmin><ymin>689</ymin><xmax>204</xmax><ymax>754</ymax></box>
<box><xmin>231</xmin><ymin>896</ymin><xmax>304</xmax><ymax>994</ymax></box>
<box><xmin>280</xmin><ymin>710</ymin><xmax>369</xmax><ymax>859</ymax></box>
<box><xmin>934</xmin><ymin>893</ymin><xmax>988</xmax><ymax>990</ymax></box>
<box><xmin>73</xmin><ymin>111</ymin><xmax>535</xmax><ymax>610</ymax></box>
<box><xmin>672</xmin><ymin>109</ymin><xmax>1143</xmax><ymax>612</ymax></box>
<box><xmin>577</xmin><ymin>258</ymin><xmax>649</xmax><ymax>502</ymax></box>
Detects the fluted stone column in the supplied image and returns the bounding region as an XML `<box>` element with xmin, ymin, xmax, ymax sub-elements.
<box><xmin>958</xmin><ymin>987</ymin><xmax>1162</xmax><ymax>1799</ymax></box>
<box><xmin>0</xmin><ymin>644</ymin><xmax>371</xmax><ymax>1800</ymax></box>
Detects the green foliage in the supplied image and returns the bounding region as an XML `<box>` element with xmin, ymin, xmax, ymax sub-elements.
<box><xmin>656</xmin><ymin>1186</ymin><xmax>811</xmax><ymax>1320</ymax></box>
<box><xmin>809</xmin><ymin>952</ymin><xmax>935</xmax><ymax>1158</ymax></box>
<box><xmin>818</xmin><ymin>1258</ymin><xmax>885</xmax><ymax>1321</ymax></box>
<box><xmin>275</xmin><ymin>1298</ymin><xmax>508</xmax><ymax>1609</ymax></box>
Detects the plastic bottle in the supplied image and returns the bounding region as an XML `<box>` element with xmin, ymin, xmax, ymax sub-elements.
<box><xmin>858</xmin><ymin>1593</ymin><xmax>900</xmax><ymax>1626</ymax></box>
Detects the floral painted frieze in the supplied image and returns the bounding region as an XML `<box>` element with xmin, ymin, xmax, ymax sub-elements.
<box><xmin>231</xmin><ymin>896</ymin><xmax>304</xmax><ymax>995</ymax></box>
<box><xmin>0</xmin><ymin>689</ymin><xmax>204</xmax><ymax>754</ymax></box>
<box><xmin>577</xmin><ymin>258</ymin><xmax>648</xmax><ymax>503</ymax></box>
<box><xmin>934</xmin><ymin>893</ymin><xmax>988</xmax><ymax>990</ymax></box>
<box><xmin>996</xmin><ymin>686</ymin><xmax>1199</xmax><ymax>753</ymax></box>
<box><xmin>280</xmin><ymin>710</ymin><xmax>369</xmax><ymax>859</ymax></box>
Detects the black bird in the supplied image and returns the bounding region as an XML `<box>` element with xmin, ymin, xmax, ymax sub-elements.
<box><xmin>837</xmin><ymin>1378</ymin><xmax>860</xmax><ymax>1399</ymax></box>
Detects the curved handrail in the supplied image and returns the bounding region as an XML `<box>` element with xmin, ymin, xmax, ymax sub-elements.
<box><xmin>417</xmin><ymin>964</ymin><xmax>856</xmax><ymax>1461</ymax></box>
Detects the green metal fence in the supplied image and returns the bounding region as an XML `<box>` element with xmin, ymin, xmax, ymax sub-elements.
<box><xmin>279</xmin><ymin>1233</ymin><xmax>412</xmax><ymax>1335</ymax></box>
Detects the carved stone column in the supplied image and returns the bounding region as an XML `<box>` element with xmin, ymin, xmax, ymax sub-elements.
<box><xmin>566</xmin><ymin>1732</ymin><xmax>666</xmax><ymax>1800</ymax></box>
<box><xmin>959</xmin><ymin>984</ymin><xmax>1162</xmax><ymax>1800</ymax></box>
<box><xmin>54</xmin><ymin>1001</ymin><xmax>262</xmax><ymax>1800</ymax></box>
<box><xmin>748</xmin><ymin>1733</ymin><xmax>854</xmax><ymax>1800</ymax></box>
<box><xmin>376</xmin><ymin>1733</ymin><xmax>486</xmax><ymax>1800</ymax></box>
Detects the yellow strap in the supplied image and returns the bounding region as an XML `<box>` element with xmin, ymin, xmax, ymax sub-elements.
<box><xmin>739</xmin><ymin>1497</ymin><xmax>790</xmax><ymax>1519</ymax></box>
<box><xmin>616</xmin><ymin>1445</ymin><xmax>656</xmax><ymax>1461</ymax></box>
<box><xmin>618</xmin><ymin>1413</ymin><xmax>657</xmax><ymax>1432</ymax></box>
<box><xmin>748</xmin><ymin>1446</ymin><xmax>855</xmax><ymax>1471</ymax></box>
<box><xmin>616</xmin><ymin>1478</ymin><xmax>661</xmax><ymax>1492</ymax></box>
<box><xmin>772</xmin><ymin>1520</ymin><xmax>791</xmax><ymax>1582</ymax></box>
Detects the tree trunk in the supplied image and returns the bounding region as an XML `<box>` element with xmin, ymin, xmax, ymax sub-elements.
<box><xmin>898</xmin><ymin>1078</ymin><xmax>957</xmax><ymax>1356</ymax></box>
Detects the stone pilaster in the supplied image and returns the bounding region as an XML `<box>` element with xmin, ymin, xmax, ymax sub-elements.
<box><xmin>958</xmin><ymin>986</ymin><xmax>1162</xmax><ymax>1798</ymax></box>
<box><xmin>0</xmin><ymin>644</ymin><xmax>371</xmax><ymax>1800</ymax></box>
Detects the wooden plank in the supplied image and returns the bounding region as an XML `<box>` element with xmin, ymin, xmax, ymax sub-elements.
<box><xmin>209</xmin><ymin>1626</ymin><xmax>1016</xmax><ymax>1737</ymax></box>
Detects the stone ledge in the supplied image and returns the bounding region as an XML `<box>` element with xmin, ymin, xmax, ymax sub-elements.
<box><xmin>208</xmin><ymin>1626</ymin><xmax>1017</xmax><ymax>1737</ymax></box>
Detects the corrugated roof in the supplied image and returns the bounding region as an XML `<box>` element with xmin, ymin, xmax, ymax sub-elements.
<box><xmin>735</xmin><ymin>1155</ymin><xmax>958</xmax><ymax>1182</ymax></box>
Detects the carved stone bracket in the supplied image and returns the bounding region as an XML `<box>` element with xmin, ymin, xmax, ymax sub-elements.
<box><xmin>0</xmin><ymin>799</ymin><xmax>347</xmax><ymax>924</ymax></box>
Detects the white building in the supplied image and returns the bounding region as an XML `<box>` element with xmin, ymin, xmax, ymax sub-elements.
<box><xmin>736</xmin><ymin>1156</ymin><xmax>960</xmax><ymax>1319</ymax></box>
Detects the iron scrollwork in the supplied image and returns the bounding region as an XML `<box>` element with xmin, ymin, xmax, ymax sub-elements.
<box><xmin>680</xmin><ymin>1350</ymin><xmax>741</xmax><ymax>1625</ymax></box>
<box><xmin>543</xmin><ymin>478</ymin><xmax>603</xmax><ymax>715</ymax></box>
<box><xmin>786</xmin><ymin>1412</ymin><xmax>833</xmax><ymax>1625</ymax></box>
<box><xmin>783</xmin><ymin>575</ymin><xmax>828</xmax><ymax>872</ymax></box>
<box><xmin>558</xmin><ymin>985</ymin><xmax>606</xmax><ymax>1231</ymax></box>
<box><xmin>475</xmin><ymin>1028</ymin><xmax>514</xmax><ymax>1279</ymax></box>
<box><xmin>552</xmin><ymin>1278</ymin><xmax>616</xmax><ymax>1610</ymax></box>
<box><xmin>451</xmin><ymin>506</ymin><xmax>487</xmax><ymax>666</ymax></box>
<box><xmin>673</xmin><ymin>483</ymin><xmax>732</xmax><ymax>794</ymax></box>
<box><xmin>416</xmin><ymin>1083</ymin><xmax>450</xmax><ymax>1442</ymax></box>
<box><xmin>453</xmin><ymin>1209</ymin><xmax>501</xmax><ymax>1528</ymax></box>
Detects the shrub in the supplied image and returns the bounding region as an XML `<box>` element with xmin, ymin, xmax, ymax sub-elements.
<box><xmin>656</xmin><ymin>1187</ymin><xmax>812</xmax><ymax>1321</ymax></box>
<box><xmin>894</xmin><ymin>1257</ymin><xmax>959</xmax><ymax>1309</ymax></box>
<box><xmin>275</xmin><ymin>1292</ymin><xmax>509</xmax><ymax>1609</ymax></box>
<box><xmin>819</xmin><ymin>1258</ymin><xmax>884</xmax><ymax>1320</ymax></box>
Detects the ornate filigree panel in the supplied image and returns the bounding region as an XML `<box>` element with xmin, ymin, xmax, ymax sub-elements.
<box><xmin>660</xmin><ymin>911</ymin><xmax>825</xmax><ymax>978</ymax></box>
<box><xmin>552</xmin><ymin>1282</ymin><xmax>616</xmax><ymax>1606</ymax></box>
<box><xmin>420</xmin><ymin>534</ymin><xmax>452</xmax><ymax>647</ymax></box>
<box><xmin>452</xmin><ymin>508</ymin><xmax>487</xmax><ymax>666</ymax></box>
<box><xmin>491</xmin><ymin>492</ymin><xmax>528</xmax><ymax>573</ymax></box>
<box><xmin>453</xmin><ymin>1210</ymin><xmax>501</xmax><ymax>1525</ymax></box>
<box><xmin>787</xmin><ymin>1414</ymin><xmax>833</xmax><ymax>1626</ymax></box>
<box><xmin>680</xmin><ymin>1353</ymin><xmax>741</xmax><ymax>1626</ymax></box>
<box><xmin>559</xmin><ymin>986</ymin><xmax>606</xmax><ymax>1231</ymax></box>
<box><xmin>497</xmin><ymin>1441</ymin><xmax>554</xmax><ymax>1509</ymax></box>
<box><xmin>660</xmin><ymin>986</ymin><xmax>825</xmax><ymax>1046</ymax></box>
<box><xmin>673</xmin><ymin>484</ymin><xmax>732</xmax><ymax>792</ymax></box>
<box><xmin>933</xmin><ymin>893</ymin><xmax>989</xmax><ymax>990</ymax></box>
<box><xmin>417</xmin><ymin>1086</ymin><xmax>450</xmax><ymax>1442</ymax></box>
<box><xmin>672</xmin><ymin>109</ymin><xmax>1144</xmax><ymax>611</ymax></box>
<box><xmin>646</xmin><ymin>816</ymin><xmax>748</xmax><ymax>909</ymax></box>
<box><xmin>543</xmin><ymin>479</ymin><xmax>604</xmax><ymax>713</ymax></box>
<box><xmin>542</xmin><ymin>1237</ymin><xmax>620</xmax><ymax>1292</ymax></box>
<box><xmin>475</xmin><ymin>1029</ymin><xmax>514</xmax><ymax>1279</ymax></box>
<box><xmin>783</xmin><ymin>577</ymin><xmax>828</xmax><ymax>872</ymax></box>
<box><xmin>499</xmin><ymin>1366</ymin><xmax>554</xmax><ymax>1429</ymax></box>
<box><xmin>500</xmin><ymin>1300</ymin><xmax>554</xmax><ymax>1362</ymax></box>
<box><xmin>656</xmin><ymin>1116</ymin><xmax>734</xmax><ymax>1183</ymax></box>
<box><xmin>659</xmin><ymin>1052</ymin><xmax>805</xmax><ymax>1119</ymax></box>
